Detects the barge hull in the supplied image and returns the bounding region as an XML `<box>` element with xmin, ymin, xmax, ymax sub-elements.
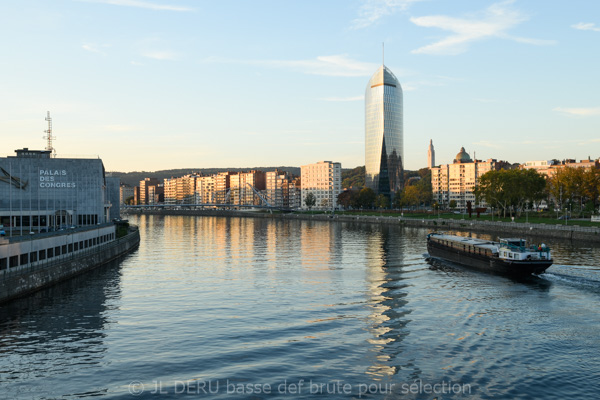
<box><xmin>427</xmin><ymin>241</ymin><xmax>551</xmax><ymax>276</ymax></box>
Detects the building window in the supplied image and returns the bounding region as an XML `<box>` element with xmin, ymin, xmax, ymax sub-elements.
<box><xmin>39</xmin><ymin>250</ymin><xmax>46</xmax><ymax>260</ymax></box>
<box><xmin>20</xmin><ymin>253</ymin><xmax>28</xmax><ymax>265</ymax></box>
<box><xmin>9</xmin><ymin>256</ymin><xmax>18</xmax><ymax>268</ymax></box>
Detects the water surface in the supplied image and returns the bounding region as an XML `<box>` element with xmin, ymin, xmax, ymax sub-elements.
<box><xmin>1</xmin><ymin>215</ymin><xmax>599</xmax><ymax>399</ymax></box>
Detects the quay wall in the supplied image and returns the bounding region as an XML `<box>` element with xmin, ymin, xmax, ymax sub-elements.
<box><xmin>124</xmin><ymin>209</ymin><xmax>600</xmax><ymax>243</ymax></box>
<box><xmin>0</xmin><ymin>228</ymin><xmax>140</xmax><ymax>304</ymax></box>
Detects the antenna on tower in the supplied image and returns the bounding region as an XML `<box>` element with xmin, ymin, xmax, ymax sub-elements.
<box><xmin>43</xmin><ymin>111</ymin><xmax>56</xmax><ymax>157</ymax></box>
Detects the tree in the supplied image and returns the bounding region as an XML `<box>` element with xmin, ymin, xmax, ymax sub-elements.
<box><xmin>341</xmin><ymin>166</ymin><xmax>365</xmax><ymax>189</ymax></box>
<box><xmin>402</xmin><ymin>185</ymin><xmax>421</xmax><ymax>208</ymax></box>
<box><xmin>357</xmin><ymin>188</ymin><xmax>376</xmax><ymax>209</ymax></box>
<box><xmin>304</xmin><ymin>192</ymin><xmax>316</xmax><ymax>210</ymax></box>
<box><xmin>583</xmin><ymin>168</ymin><xmax>600</xmax><ymax>212</ymax></box>
<box><xmin>393</xmin><ymin>189</ymin><xmax>403</xmax><ymax>209</ymax></box>
<box><xmin>449</xmin><ymin>200</ymin><xmax>457</xmax><ymax>210</ymax></box>
<box><xmin>320</xmin><ymin>198</ymin><xmax>330</xmax><ymax>209</ymax></box>
<box><xmin>546</xmin><ymin>167</ymin><xmax>588</xmax><ymax>213</ymax></box>
<box><xmin>125</xmin><ymin>196</ymin><xmax>134</xmax><ymax>205</ymax></box>
<box><xmin>337</xmin><ymin>190</ymin><xmax>357</xmax><ymax>209</ymax></box>
<box><xmin>375</xmin><ymin>194</ymin><xmax>390</xmax><ymax>209</ymax></box>
<box><xmin>474</xmin><ymin>169</ymin><xmax>546</xmax><ymax>217</ymax></box>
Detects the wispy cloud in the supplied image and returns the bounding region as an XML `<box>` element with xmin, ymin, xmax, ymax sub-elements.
<box><xmin>410</xmin><ymin>0</ymin><xmax>555</xmax><ymax>55</ymax></box>
<box><xmin>203</xmin><ymin>54</ymin><xmax>378</xmax><ymax>77</ymax></box>
<box><xmin>572</xmin><ymin>22</ymin><xmax>600</xmax><ymax>32</ymax></box>
<box><xmin>352</xmin><ymin>0</ymin><xmax>422</xmax><ymax>29</ymax></box>
<box><xmin>554</xmin><ymin>106</ymin><xmax>600</xmax><ymax>117</ymax></box>
<box><xmin>82</xmin><ymin>43</ymin><xmax>109</xmax><ymax>55</ymax></box>
<box><xmin>320</xmin><ymin>96</ymin><xmax>364</xmax><ymax>102</ymax></box>
<box><xmin>80</xmin><ymin>0</ymin><xmax>192</xmax><ymax>11</ymax></box>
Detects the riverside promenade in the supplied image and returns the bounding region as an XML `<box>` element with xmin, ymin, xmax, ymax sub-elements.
<box><xmin>124</xmin><ymin>209</ymin><xmax>600</xmax><ymax>243</ymax></box>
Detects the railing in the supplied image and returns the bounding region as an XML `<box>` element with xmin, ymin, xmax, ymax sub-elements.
<box><xmin>0</xmin><ymin>226</ymin><xmax>139</xmax><ymax>280</ymax></box>
<box><xmin>2</xmin><ymin>223</ymin><xmax>114</xmax><ymax>244</ymax></box>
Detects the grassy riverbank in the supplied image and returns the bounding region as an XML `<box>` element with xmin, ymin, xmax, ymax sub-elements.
<box><xmin>297</xmin><ymin>210</ymin><xmax>600</xmax><ymax>228</ymax></box>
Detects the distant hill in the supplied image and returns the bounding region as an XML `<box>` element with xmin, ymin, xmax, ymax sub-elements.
<box><xmin>109</xmin><ymin>167</ymin><xmax>301</xmax><ymax>187</ymax></box>
<box><xmin>342</xmin><ymin>166</ymin><xmax>366</xmax><ymax>189</ymax></box>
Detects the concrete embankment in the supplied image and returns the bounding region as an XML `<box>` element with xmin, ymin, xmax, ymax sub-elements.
<box><xmin>125</xmin><ymin>209</ymin><xmax>600</xmax><ymax>243</ymax></box>
<box><xmin>0</xmin><ymin>228</ymin><xmax>140</xmax><ymax>304</ymax></box>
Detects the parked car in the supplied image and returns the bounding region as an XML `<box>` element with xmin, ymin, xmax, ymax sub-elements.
<box><xmin>0</xmin><ymin>230</ymin><xmax>5</xmax><ymax>236</ymax></box>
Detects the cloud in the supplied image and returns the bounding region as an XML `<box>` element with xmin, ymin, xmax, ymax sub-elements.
<box><xmin>203</xmin><ymin>54</ymin><xmax>379</xmax><ymax>77</ymax></box>
<box><xmin>553</xmin><ymin>107</ymin><xmax>600</xmax><ymax>117</ymax></box>
<box><xmin>410</xmin><ymin>0</ymin><xmax>555</xmax><ymax>55</ymax></box>
<box><xmin>572</xmin><ymin>22</ymin><xmax>600</xmax><ymax>32</ymax></box>
<box><xmin>320</xmin><ymin>96</ymin><xmax>364</xmax><ymax>102</ymax></box>
<box><xmin>352</xmin><ymin>0</ymin><xmax>422</xmax><ymax>29</ymax></box>
<box><xmin>79</xmin><ymin>0</ymin><xmax>192</xmax><ymax>11</ymax></box>
<box><xmin>82</xmin><ymin>43</ymin><xmax>109</xmax><ymax>55</ymax></box>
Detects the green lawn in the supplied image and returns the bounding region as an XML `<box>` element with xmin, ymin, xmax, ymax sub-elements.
<box><xmin>328</xmin><ymin>210</ymin><xmax>600</xmax><ymax>227</ymax></box>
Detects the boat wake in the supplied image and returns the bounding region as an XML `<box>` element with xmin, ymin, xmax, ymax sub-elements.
<box><xmin>541</xmin><ymin>265</ymin><xmax>600</xmax><ymax>291</ymax></box>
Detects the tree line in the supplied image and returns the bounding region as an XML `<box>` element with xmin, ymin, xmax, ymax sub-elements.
<box><xmin>333</xmin><ymin>165</ymin><xmax>600</xmax><ymax>216</ymax></box>
<box><xmin>474</xmin><ymin>166</ymin><xmax>600</xmax><ymax>217</ymax></box>
<box><xmin>335</xmin><ymin>168</ymin><xmax>433</xmax><ymax>210</ymax></box>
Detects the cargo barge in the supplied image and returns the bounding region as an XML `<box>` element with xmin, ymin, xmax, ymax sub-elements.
<box><xmin>427</xmin><ymin>233</ymin><xmax>552</xmax><ymax>275</ymax></box>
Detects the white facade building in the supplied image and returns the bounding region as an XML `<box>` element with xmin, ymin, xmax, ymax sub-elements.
<box><xmin>431</xmin><ymin>147</ymin><xmax>496</xmax><ymax>210</ymax></box>
<box><xmin>300</xmin><ymin>161</ymin><xmax>342</xmax><ymax>210</ymax></box>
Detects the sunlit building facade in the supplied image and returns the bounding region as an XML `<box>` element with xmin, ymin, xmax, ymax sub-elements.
<box><xmin>365</xmin><ymin>65</ymin><xmax>404</xmax><ymax>198</ymax></box>
<box><xmin>431</xmin><ymin>147</ymin><xmax>497</xmax><ymax>210</ymax></box>
<box><xmin>301</xmin><ymin>161</ymin><xmax>342</xmax><ymax>210</ymax></box>
<box><xmin>164</xmin><ymin>174</ymin><xmax>201</xmax><ymax>204</ymax></box>
<box><xmin>230</xmin><ymin>171</ymin><xmax>266</xmax><ymax>206</ymax></box>
<box><xmin>195</xmin><ymin>175</ymin><xmax>215</xmax><ymax>204</ymax></box>
<box><xmin>520</xmin><ymin>158</ymin><xmax>599</xmax><ymax>177</ymax></box>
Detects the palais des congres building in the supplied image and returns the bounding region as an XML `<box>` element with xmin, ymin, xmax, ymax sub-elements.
<box><xmin>0</xmin><ymin>148</ymin><xmax>118</xmax><ymax>231</ymax></box>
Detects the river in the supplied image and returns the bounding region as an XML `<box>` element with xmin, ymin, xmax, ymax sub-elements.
<box><xmin>1</xmin><ymin>214</ymin><xmax>599</xmax><ymax>399</ymax></box>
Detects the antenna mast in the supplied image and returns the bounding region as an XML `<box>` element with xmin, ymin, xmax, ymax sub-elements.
<box><xmin>43</xmin><ymin>111</ymin><xmax>56</xmax><ymax>157</ymax></box>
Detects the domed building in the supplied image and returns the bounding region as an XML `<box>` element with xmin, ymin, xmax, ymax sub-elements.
<box><xmin>430</xmin><ymin>147</ymin><xmax>499</xmax><ymax>211</ymax></box>
<box><xmin>453</xmin><ymin>147</ymin><xmax>472</xmax><ymax>163</ymax></box>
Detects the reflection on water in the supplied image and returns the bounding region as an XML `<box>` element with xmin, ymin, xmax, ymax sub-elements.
<box><xmin>0</xmin><ymin>215</ymin><xmax>599</xmax><ymax>399</ymax></box>
<box><xmin>0</xmin><ymin>259</ymin><xmax>124</xmax><ymax>398</ymax></box>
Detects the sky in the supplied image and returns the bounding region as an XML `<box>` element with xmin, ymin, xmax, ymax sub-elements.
<box><xmin>1</xmin><ymin>0</ymin><xmax>599</xmax><ymax>172</ymax></box>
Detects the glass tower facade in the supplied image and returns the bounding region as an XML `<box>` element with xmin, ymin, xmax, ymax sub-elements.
<box><xmin>365</xmin><ymin>65</ymin><xmax>403</xmax><ymax>197</ymax></box>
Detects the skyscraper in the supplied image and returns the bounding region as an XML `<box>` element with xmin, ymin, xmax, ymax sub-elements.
<box><xmin>365</xmin><ymin>64</ymin><xmax>403</xmax><ymax>198</ymax></box>
<box><xmin>428</xmin><ymin>139</ymin><xmax>435</xmax><ymax>168</ymax></box>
